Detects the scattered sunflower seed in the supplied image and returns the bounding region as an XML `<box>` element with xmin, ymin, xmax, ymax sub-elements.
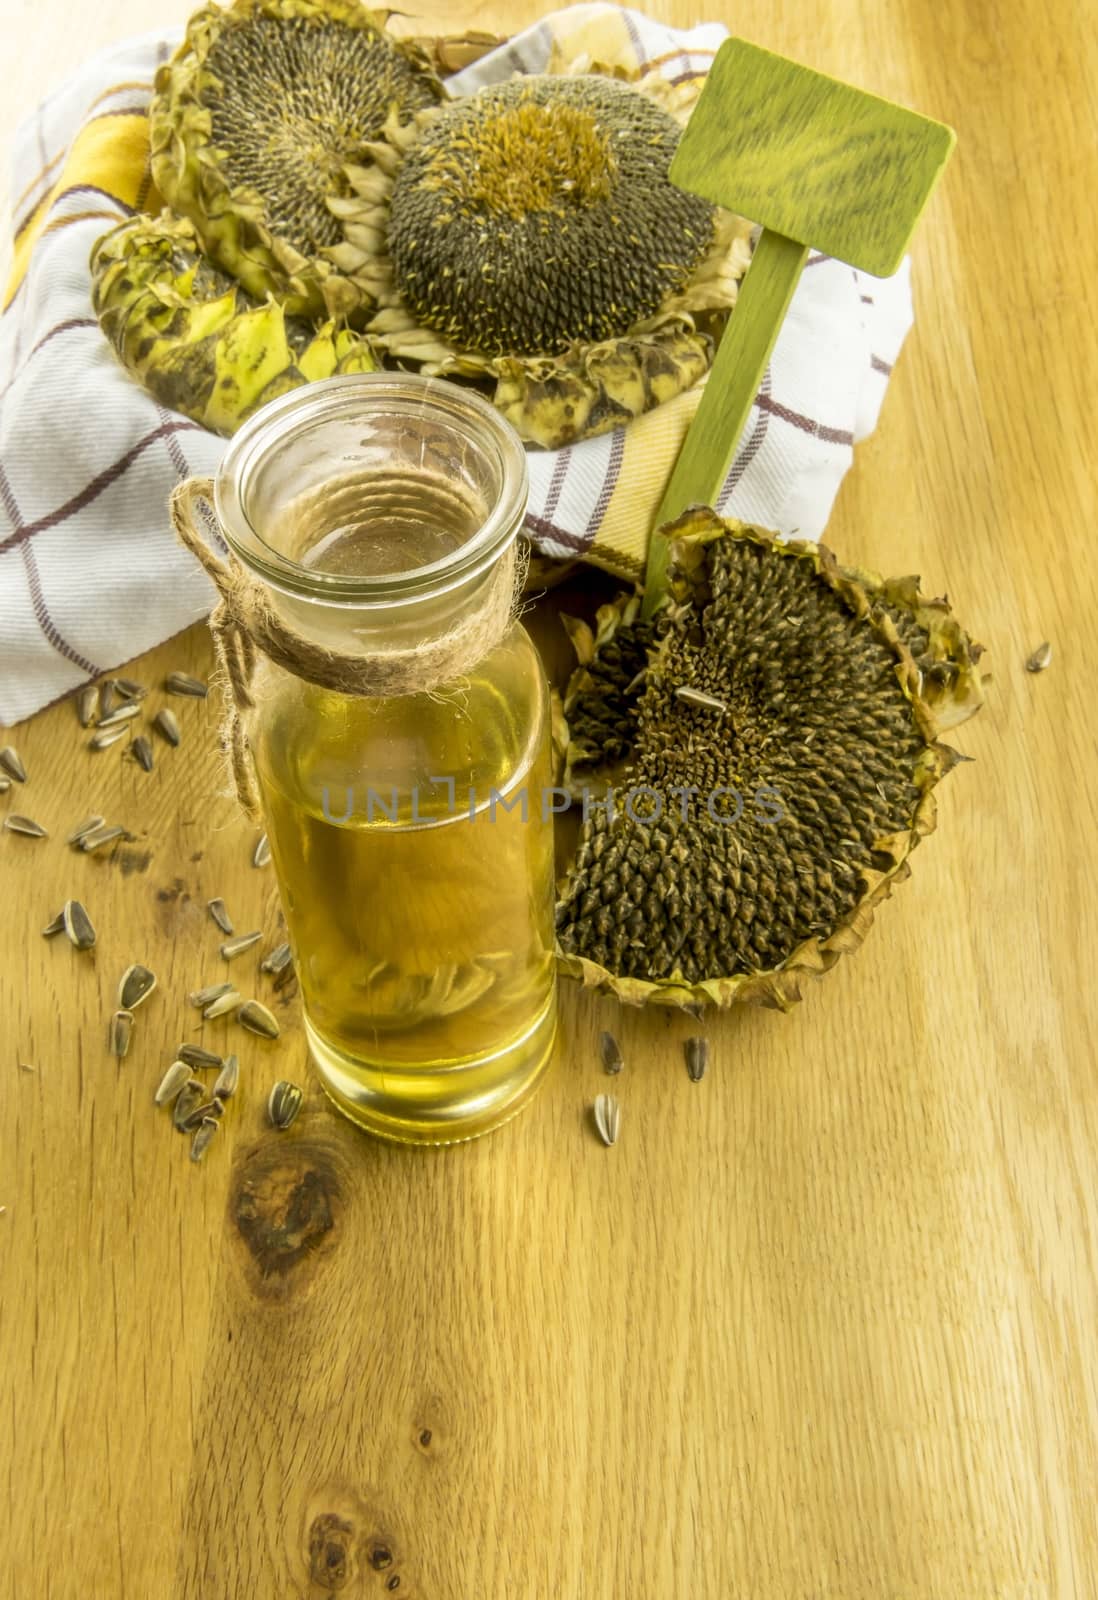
<box><xmin>190</xmin><ymin>1117</ymin><xmax>220</xmax><ymax>1163</ymax></box>
<box><xmin>268</xmin><ymin>1080</ymin><xmax>302</xmax><ymax>1130</ymax></box>
<box><xmin>674</xmin><ymin>687</ymin><xmax>729</xmax><ymax>712</ymax></box>
<box><xmin>98</xmin><ymin>681</ymin><xmax>114</xmax><ymax>720</ymax></box>
<box><xmin>177</xmin><ymin>1042</ymin><xmax>222</xmax><ymax>1069</ymax></box>
<box><xmin>599</xmin><ymin>1030</ymin><xmax>623</xmax><ymax>1075</ymax></box>
<box><xmin>624</xmin><ymin>667</ymin><xmax>648</xmax><ymax>695</ymax></box>
<box><xmin>154</xmin><ymin>1061</ymin><xmax>191</xmax><ymax>1106</ymax></box>
<box><xmin>1025</xmin><ymin>640</ymin><xmax>1053</xmax><ymax>673</ymax></box>
<box><xmin>62</xmin><ymin>899</ymin><xmax>96</xmax><ymax>949</ymax></box>
<box><xmin>118</xmin><ymin>963</ymin><xmax>156</xmax><ymax>1010</ymax></box>
<box><xmin>165</xmin><ymin>671</ymin><xmax>208</xmax><ymax>698</ymax></box>
<box><xmin>18</xmin><ymin>1062</ymin><xmax>35</xmax><ymax>1073</ymax></box>
<box><xmin>4</xmin><ymin>815</ymin><xmax>48</xmax><ymax>838</ymax></box>
<box><xmin>684</xmin><ymin>1036</ymin><xmax>709</xmax><ymax>1082</ymax></box>
<box><xmin>96</xmin><ymin>702</ymin><xmax>141</xmax><ymax>730</ymax></box>
<box><xmin>152</xmin><ymin>707</ymin><xmax>181</xmax><ymax>747</ymax></box>
<box><xmin>213</xmin><ymin>1054</ymin><xmax>239</xmax><ymax>1100</ymax></box>
<box><xmin>112</xmin><ymin>677</ymin><xmax>147</xmax><ymax>701</ymax></box>
<box><xmin>66</xmin><ymin>814</ymin><xmax>104</xmax><ymax>845</ymax></box>
<box><xmin>252</xmin><ymin>833</ymin><xmax>271</xmax><ymax>868</ymax></box>
<box><xmin>76</xmin><ymin>685</ymin><xmax>98</xmax><ymax>727</ymax></box>
<box><xmin>260</xmin><ymin>941</ymin><xmax>292</xmax><ymax>976</ymax></box>
<box><xmin>239</xmin><ymin>1000</ymin><xmax>280</xmax><ymax>1039</ymax></box>
<box><xmin>172</xmin><ymin>1080</ymin><xmax>205</xmax><ymax>1130</ymax></box>
<box><xmin>273</xmin><ymin>968</ymin><xmax>299</xmax><ymax>998</ymax></box>
<box><xmin>593</xmin><ymin>1093</ymin><xmax>621</xmax><ymax>1147</ymax></box>
<box><xmin>221</xmin><ymin>930</ymin><xmax>261</xmax><ymax>961</ymax></box>
<box><xmin>207</xmin><ymin>898</ymin><xmax>233</xmax><ymax>936</ymax></box>
<box><xmin>189</xmin><ymin>981</ymin><xmax>233</xmax><ymax>1009</ymax></box>
<box><xmin>0</xmin><ymin>746</ymin><xmax>27</xmax><ymax>782</ymax></box>
<box><xmin>110</xmin><ymin>1009</ymin><xmax>135</xmax><ymax>1059</ymax></box>
<box><xmin>130</xmin><ymin>735</ymin><xmax>154</xmax><ymax>773</ymax></box>
<box><xmin>79</xmin><ymin>824</ymin><xmax>126</xmax><ymax>852</ymax></box>
<box><xmin>41</xmin><ymin>911</ymin><xmax>65</xmax><ymax>937</ymax></box>
<box><xmin>203</xmin><ymin>988</ymin><xmax>243</xmax><ymax>1020</ymax></box>
<box><xmin>179</xmin><ymin>1097</ymin><xmax>221</xmax><ymax>1133</ymax></box>
<box><xmin>89</xmin><ymin>726</ymin><xmax>129</xmax><ymax>752</ymax></box>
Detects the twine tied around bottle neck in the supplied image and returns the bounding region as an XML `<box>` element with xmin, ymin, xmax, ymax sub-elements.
<box><xmin>170</xmin><ymin>476</ymin><xmax>523</xmax><ymax>820</ymax></box>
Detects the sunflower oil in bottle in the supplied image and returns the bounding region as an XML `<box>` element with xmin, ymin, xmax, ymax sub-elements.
<box><xmin>214</xmin><ymin>373</ymin><xmax>558</xmax><ymax>1144</ymax></box>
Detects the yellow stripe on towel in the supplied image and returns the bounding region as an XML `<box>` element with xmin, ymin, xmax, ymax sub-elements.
<box><xmin>5</xmin><ymin>113</ymin><xmax>158</xmax><ymax>308</ymax></box>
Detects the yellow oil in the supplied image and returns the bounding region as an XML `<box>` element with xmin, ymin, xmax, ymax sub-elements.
<box><xmin>252</xmin><ymin>623</ymin><xmax>558</xmax><ymax>1144</ymax></box>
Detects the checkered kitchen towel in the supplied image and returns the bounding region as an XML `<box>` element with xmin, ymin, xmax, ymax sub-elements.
<box><xmin>0</xmin><ymin>3</ymin><xmax>915</xmax><ymax>726</ymax></box>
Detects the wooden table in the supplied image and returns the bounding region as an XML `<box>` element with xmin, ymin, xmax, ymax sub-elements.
<box><xmin>3</xmin><ymin>3</ymin><xmax>1096</xmax><ymax>1596</ymax></box>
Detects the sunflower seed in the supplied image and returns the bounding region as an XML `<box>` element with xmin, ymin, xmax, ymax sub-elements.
<box><xmin>4</xmin><ymin>815</ymin><xmax>47</xmax><ymax>838</ymax></box>
<box><xmin>112</xmin><ymin>677</ymin><xmax>147</xmax><ymax>701</ymax></box>
<box><xmin>207</xmin><ymin>898</ymin><xmax>233</xmax><ymax>936</ymax></box>
<box><xmin>273</xmin><ymin>969</ymin><xmax>299</xmax><ymax>999</ymax></box>
<box><xmin>179</xmin><ymin>1097</ymin><xmax>221</xmax><ymax>1132</ymax></box>
<box><xmin>268</xmin><ymin>1080</ymin><xmax>302</xmax><ymax>1130</ymax></box>
<box><xmin>165</xmin><ymin>671</ymin><xmax>208</xmax><ymax>698</ymax></box>
<box><xmin>593</xmin><ymin>1093</ymin><xmax>621</xmax><ymax>1147</ymax></box>
<box><xmin>189</xmin><ymin>981</ymin><xmax>233</xmax><ymax>1009</ymax></box>
<box><xmin>18</xmin><ymin>1063</ymin><xmax>35</xmax><ymax>1073</ymax></box>
<box><xmin>172</xmin><ymin>1080</ymin><xmax>205</xmax><ymax>1130</ymax></box>
<box><xmin>0</xmin><ymin>746</ymin><xmax>26</xmax><ymax>782</ymax></box>
<box><xmin>152</xmin><ymin>708</ymin><xmax>181</xmax><ymax>747</ymax></box>
<box><xmin>66</xmin><ymin>814</ymin><xmax>104</xmax><ymax>845</ymax></box>
<box><xmin>130</xmin><ymin>735</ymin><xmax>154</xmax><ymax>773</ymax></box>
<box><xmin>190</xmin><ymin>1117</ymin><xmax>220</xmax><ymax>1162</ymax></box>
<box><xmin>154</xmin><ymin>1061</ymin><xmax>190</xmax><ymax>1106</ymax></box>
<box><xmin>76</xmin><ymin>685</ymin><xmax>98</xmax><ymax>727</ymax></box>
<box><xmin>118</xmin><ymin>963</ymin><xmax>156</xmax><ymax>1010</ymax></box>
<box><xmin>624</xmin><ymin>668</ymin><xmax>648</xmax><ymax>695</ymax></box>
<box><xmin>674</xmin><ymin>687</ymin><xmax>729</xmax><ymax>713</ymax></box>
<box><xmin>98</xmin><ymin>681</ymin><xmax>114</xmax><ymax>720</ymax></box>
<box><xmin>79</xmin><ymin>824</ymin><xmax>125</xmax><ymax>852</ymax></box>
<box><xmin>260</xmin><ymin>941</ymin><xmax>292</xmax><ymax>975</ymax></box>
<box><xmin>203</xmin><ymin>989</ymin><xmax>243</xmax><ymax>1021</ymax></box>
<box><xmin>599</xmin><ymin>1030</ymin><xmax>623</xmax><ymax>1075</ymax></box>
<box><xmin>89</xmin><ymin>726</ymin><xmax>129</xmax><ymax>752</ymax></box>
<box><xmin>177</xmin><ymin>1042</ymin><xmax>222</xmax><ymax>1069</ymax></box>
<box><xmin>62</xmin><ymin>899</ymin><xmax>96</xmax><ymax>949</ymax></box>
<box><xmin>0</xmin><ymin>776</ymin><xmax>9</xmax><ymax>793</ymax></box>
<box><xmin>213</xmin><ymin>1054</ymin><xmax>239</xmax><ymax>1100</ymax></box>
<box><xmin>1025</xmin><ymin>640</ymin><xmax>1052</xmax><ymax>673</ymax></box>
<box><xmin>96</xmin><ymin>702</ymin><xmax>141</xmax><ymax>730</ymax></box>
<box><xmin>685</xmin><ymin>1036</ymin><xmax>709</xmax><ymax>1082</ymax></box>
<box><xmin>42</xmin><ymin>911</ymin><xmax>65</xmax><ymax>937</ymax></box>
<box><xmin>221</xmin><ymin>931</ymin><xmax>261</xmax><ymax>961</ymax></box>
<box><xmin>252</xmin><ymin>833</ymin><xmax>271</xmax><ymax>868</ymax></box>
<box><xmin>239</xmin><ymin>1000</ymin><xmax>280</xmax><ymax>1039</ymax></box>
<box><xmin>110</xmin><ymin>1010</ymin><xmax>135</xmax><ymax>1059</ymax></box>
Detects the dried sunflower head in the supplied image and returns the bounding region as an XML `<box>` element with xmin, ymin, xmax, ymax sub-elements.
<box><xmin>329</xmin><ymin>66</ymin><xmax>752</xmax><ymax>447</ymax></box>
<box><xmin>90</xmin><ymin>211</ymin><xmax>378</xmax><ymax>434</ymax></box>
<box><xmin>149</xmin><ymin>0</ymin><xmax>443</xmax><ymax>322</ymax></box>
<box><xmin>554</xmin><ymin>506</ymin><xmax>983</xmax><ymax>1010</ymax></box>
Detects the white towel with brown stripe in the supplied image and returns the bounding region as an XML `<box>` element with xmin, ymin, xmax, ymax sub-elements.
<box><xmin>0</xmin><ymin>4</ymin><xmax>915</xmax><ymax>726</ymax></box>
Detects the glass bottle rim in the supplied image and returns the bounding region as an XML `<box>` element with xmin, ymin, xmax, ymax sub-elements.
<box><xmin>214</xmin><ymin>372</ymin><xmax>529</xmax><ymax>605</ymax></box>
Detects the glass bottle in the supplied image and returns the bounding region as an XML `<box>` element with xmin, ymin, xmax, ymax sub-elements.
<box><xmin>214</xmin><ymin>374</ymin><xmax>557</xmax><ymax>1144</ymax></box>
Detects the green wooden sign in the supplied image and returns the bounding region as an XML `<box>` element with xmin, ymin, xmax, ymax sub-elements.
<box><xmin>642</xmin><ymin>37</ymin><xmax>955</xmax><ymax>613</ymax></box>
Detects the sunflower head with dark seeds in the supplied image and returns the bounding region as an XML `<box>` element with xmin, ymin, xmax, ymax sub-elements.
<box><xmin>336</xmin><ymin>67</ymin><xmax>754</xmax><ymax>447</ymax></box>
<box><xmin>150</xmin><ymin>0</ymin><xmax>443</xmax><ymax>321</ymax></box>
<box><xmin>555</xmin><ymin>506</ymin><xmax>982</xmax><ymax>1010</ymax></box>
<box><xmin>387</xmin><ymin>75</ymin><xmax>718</xmax><ymax>357</ymax></box>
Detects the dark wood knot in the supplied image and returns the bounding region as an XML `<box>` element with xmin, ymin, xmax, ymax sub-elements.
<box><xmin>308</xmin><ymin>1513</ymin><xmax>354</xmax><ymax>1591</ymax></box>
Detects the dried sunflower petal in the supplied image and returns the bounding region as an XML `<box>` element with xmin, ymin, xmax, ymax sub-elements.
<box><xmin>90</xmin><ymin>212</ymin><xmax>379</xmax><ymax>435</ymax></box>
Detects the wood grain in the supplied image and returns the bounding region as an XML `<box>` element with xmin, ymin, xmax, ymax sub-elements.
<box><xmin>3</xmin><ymin>1</ymin><xmax>1098</xmax><ymax>1597</ymax></box>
